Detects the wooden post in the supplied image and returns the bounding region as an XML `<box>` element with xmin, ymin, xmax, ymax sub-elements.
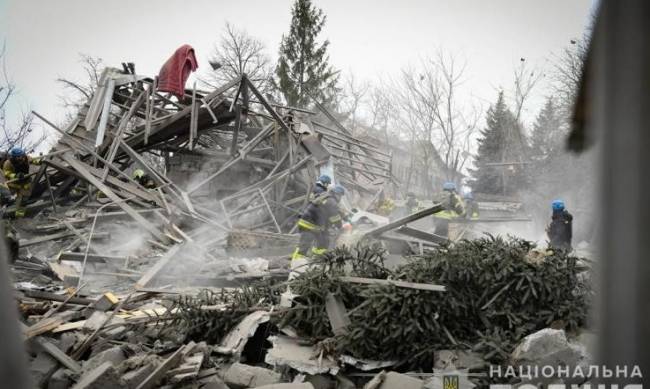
<box><xmin>259</xmin><ymin>189</ymin><xmax>281</xmax><ymax>233</ymax></box>
<box><xmin>100</xmin><ymin>89</ymin><xmax>148</xmax><ymax>182</ymax></box>
<box><xmin>43</xmin><ymin>170</ymin><xmax>57</xmax><ymax>213</ymax></box>
<box><xmin>189</xmin><ymin>81</ymin><xmax>197</xmax><ymax>151</ymax></box>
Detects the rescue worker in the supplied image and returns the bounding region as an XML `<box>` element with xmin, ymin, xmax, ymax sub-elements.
<box><xmin>547</xmin><ymin>199</ymin><xmax>573</xmax><ymax>251</ymax></box>
<box><xmin>463</xmin><ymin>192</ymin><xmax>480</xmax><ymax>219</ymax></box>
<box><xmin>2</xmin><ymin>147</ymin><xmax>39</xmax><ymax>218</ymax></box>
<box><xmin>372</xmin><ymin>191</ymin><xmax>395</xmax><ymax>217</ymax></box>
<box><xmin>309</xmin><ymin>174</ymin><xmax>331</xmax><ymax>200</ymax></box>
<box><xmin>133</xmin><ymin>169</ymin><xmax>156</xmax><ymax>189</ymax></box>
<box><xmin>432</xmin><ymin>182</ymin><xmax>465</xmax><ymax>237</ymax></box>
<box><xmin>405</xmin><ymin>192</ymin><xmax>420</xmax><ymax>214</ymax></box>
<box><xmin>293</xmin><ymin>185</ymin><xmax>345</xmax><ymax>260</ymax></box>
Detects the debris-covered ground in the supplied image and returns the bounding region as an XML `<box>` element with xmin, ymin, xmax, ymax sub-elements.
<box><xmin>2</xmin><ymin>48</ymin><xmax>597</xmax><ymax>388</ymax></box>
<box><xmin>14</xmin><ymin>234</ymin><xmax>594</xmax><ymax>388</ymax></box>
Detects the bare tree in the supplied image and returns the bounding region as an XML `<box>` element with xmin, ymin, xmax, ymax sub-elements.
<box><xmin>512</xmin><ymin>59</ymin><xmax>543</xmax><ymax>123</ymax></box>
<box><xmin>552</xmin><ymin>39</ymin><xmax>588</xmax><ymax>119</ymax></box>
<box><xmin>0</xmin><ymin>45</ymin><xmax>46</xmax><ymax>153</ymax></box>
<box><xmin>203</xmin><ymin>22</ymin><xmax>272</xmax><ymax>93</ymax></box>
<box><xmin>338</xmin><ymin>73</ymin><xmax>369</xmax><ymax>134</ymax></box>
<box><xmin>367</xmin><ymin>83</ymin><xmax>395</xmax><ymax>145</ymax></box>
<box><xmin>393</xmin><ymin>51</ymin><xmax>480</xmax><ymax>190</ymax></box>
<box><xmin>56</xmin><ymin>54</ymin><xmax>105</xmax><ymax>120</ymax></box>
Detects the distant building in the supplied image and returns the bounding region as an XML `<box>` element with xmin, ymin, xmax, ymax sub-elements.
<box><xmin>358</xmin><ymin>129</ymin><xmax>461</xmax><ymax>199</ymax></box>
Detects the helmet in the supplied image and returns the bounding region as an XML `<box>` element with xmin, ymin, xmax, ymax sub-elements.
<box><xmin>9</xmin><ymin>147</ymin><xmax>25</xmax><ymax>158</ymax></box>
<box><xmin>463</xmin><ymin>191</ymin><xmax>474</xmax><ymax>200</ymax></box>
<box><xmin>442</xmin><ymin>182</ymin><xmax>456</xmax><ymax>191</ymax></box>
<box><xmin>552</xmin><ymin>199</ymin><xmax>565</xmax><ymax>211</ymax></box>
<box><xmin>133</xmin><ymin>169</ymin><xmax>145</xmax><ymax>179</ymax></box>
<box><xmin>318</xmin><ymin>175</ymin><xmax>331</xmax><ymax>185</ymax></box>
<box><xmin>332</xmin><ymin>185</ymin><xmax>345</xmax><ymax>196</ymax></box>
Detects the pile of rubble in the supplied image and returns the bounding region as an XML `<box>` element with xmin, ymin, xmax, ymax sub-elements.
<box><xmin>14</xmin><ymin>237</ymin><xmax>593</xmax><ymax>388</ymax></box>
<box><xmin>5</xmin><ymin>47</ymin><xmax>595</xmax><ymax>388</ymax></box>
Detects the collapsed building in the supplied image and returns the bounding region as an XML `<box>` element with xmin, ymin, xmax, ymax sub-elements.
<box><xmin>2</xmin><ymin>46</ymin><xmax>594</xmax><ymax>389</ymax></box>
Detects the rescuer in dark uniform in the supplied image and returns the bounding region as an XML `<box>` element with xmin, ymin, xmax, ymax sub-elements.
<box><xmin>293</xmin><ymin>185</ymin><xmax>345</xmax><ymax>260</ymax></box>
<box><xmin>547</xmin><ymin>199</ymin><xmax>573</xmax><ymax>251</ymax></box>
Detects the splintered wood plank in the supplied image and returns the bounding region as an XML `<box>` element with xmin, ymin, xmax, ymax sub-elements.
<box><xmin>338</xmin><ymin>276</ymin><xmax>446</xmax><ymax>292</ymax></box>
<box><xmin>360</xmin><ymin>204</ymin><xmax>445</xmax><ymax>239</ymax></box>
<box><xmin>62</xmin><ymin>154</ymin><xmax>167</xmax><ymax>242</ymax></box>
<box><xmin>20</xmin><ymin>322</ymin><xmax>82</xmax><ymax>373</ymax></box>
<box><xmin>23</xmin><ymin>317</ymin><xmax>66</xmax><ymax>339</ymax></box>
<box><xmin>101</xmin><ymin>89</ymin><xmax>148</xmax><ymax>181</ymax></box>
<box><xmin>19</xmin><ymin>231</ymin><xmax>76</xmax><ymax>247</ymax></box>
<box><xmin>136</xmin><ymin>342</ymin><xmax>195</xmax><ymax>389</ymax></box>
<box><xmin>189</xmin><ymin>82</ymin><xmax>197</xmax><ymax>150</ymax></box>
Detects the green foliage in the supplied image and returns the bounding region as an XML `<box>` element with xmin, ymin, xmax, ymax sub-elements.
<box><xmin>162</xmin><ymin>282</ymin><xmax>279</xmax><ymax>344</ymax></box>
<box><xmin>279</xmin><ymin>244</ymin><xmax>390</xmax><ymax>339</ymax></box>
<box><xmin>471</xmin><ymin>92</ymin><xmax>530</xmax><ymax>195</ymax></box>
<box><xmin>530</xmin><ymin>97</ymin><xmax>563</xmax><ymax>158</ymax></box>
<box><xmin>275</xmin><ymin>0</ymin><xmax>340</xmax><ymax>107</ymax></box>
<box><xmin>283</xmin><ymin>237</ymin><xmax>590</xmax><ymax>366</ymax></box>
<box><xmin>145</xmin><ymin>238</ymin><xmax>590</xmax><ymax>370</ymax></box>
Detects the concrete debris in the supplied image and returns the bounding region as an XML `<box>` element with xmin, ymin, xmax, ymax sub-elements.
<box><xmin>224</xmin><ymin>362</ymin><xmax>283</xmax><ymax>388</ymax></box>
<box><xmin>511</xmin><ymin>328</ymin><xmax>588</xmax><ymax>384</ymax></box>
<box><xmin>49</xmin><ymin>368</ymin><xmax>74</xmax><ymax>389</ymax></box>
<box><xmin>339</xmin><ymin>355</ymin><xmax>397</xmax><ymax>371</ymax></box>
<box><xmin>82</xmin><ymin>345</ymin><xmax>126</xmax><ymax>372</ymax></box>
<box><xmin>71</xmin><ymin>361</ymin><xmax>120</xmax><ymax>389</ymax></box>
<box><xmin>215</xmin><ymin>310</ymin><xmax>270</xmax><ymax>357</ymax></box>
<box><xmin>5</xmin><ymin>44</ymin><xmax>595</xmax><ymax>389</ymax></box>
<box><xmin>197</xmin><ymin>371</ymin><xmax>230</xmax><ymax>389</ymax></box>
<box><xmin>90</xmin><ymin>292</ymin><xmax>119</xmax><ymax>311</ymax></box>
<box><xmin>433</xmin><ymin>350</ymin><xmax>486</xmax><ymax>371</ymax></box>
<box><xmin>265</xmin><ymin>335</ymin><xmax>340</xmax><ymax>375</ymax></box>
<box><xmin>30</xmin><ymin>351</ymin><xmax>59</xmax><ymax>387</ymax></box>
<box><xmin>122</xmin><ymin>364</ymin><xmax>156</xmax><ymax>389</ymax></box>
<box><xmin>324</xmin><ymin>293</ymin><xmax>350</xmax><ymax>336</ymax></box>
<box><xmin>168</xmin><ymin>352</ymin><xmax>205</xmax><ymax>383</ymax></box>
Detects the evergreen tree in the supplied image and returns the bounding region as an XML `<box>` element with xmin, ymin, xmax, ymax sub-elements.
<box><xmin>275</xmin><ymin>0</ymin><xmax>339</xmax><ymax>107</ymax></box>
<box><xmin>530</xmin><ymin>97</ymin><xmax>562</xmax><ymax>159</ymax></box>
<box><xmin>472</xmin><ymin>91</ymin><xmax>528</xmax><ymax>196</ymax></box>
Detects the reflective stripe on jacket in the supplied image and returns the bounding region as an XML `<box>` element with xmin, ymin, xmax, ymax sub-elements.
<box><xmin>298</xmin><ymin>193</ymin><xmax>342</xmax><ymax>230</ymax></box>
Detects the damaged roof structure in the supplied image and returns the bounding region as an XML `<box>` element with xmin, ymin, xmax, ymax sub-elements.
<box><xmin>23</xmin><ymin>57</ymin><xmax>394</xmax><ymax>234</ymax></box>
<box><xmin>4</xmin><ymin>47</ymin><xmax>594</xmax><ymax>389</ymax></box>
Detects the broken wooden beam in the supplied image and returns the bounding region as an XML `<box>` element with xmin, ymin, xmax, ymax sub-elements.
<box><xmin>338</xmin><ymin>276</ymin><xmax>446</xmax><ymax>292</ymax></box>
<box><xmin>360</xmin><ymin>204</ymin><xmax>444</xmax><ymax>239</ymax></box>
<box><xmin>18</xmin><ymin>289</ymin><xmax>94</xmax><ymax>306</ymax></box>
<box><xmin>58</xmin><ymin>252</ymin><xmax>127</xmax><ymax>263</ymax></box>
<box><xmin>135</xmin><ymin>244</ymin><xmax>181</xmax><ymax>288</ymax></box>
<box><xmin>136</xmin><ymin>342</ymin><xmax>196</xmax><ymax>389</ymax></box>
<box><xmin>62</xmin><ymin>153</ymin><xmax>168</xmax><ymax>242</ymax></box>
<box><xmin>21</xmin><ymin>322</ymin><xmax>82</xmax><ymax>373</ymax></box>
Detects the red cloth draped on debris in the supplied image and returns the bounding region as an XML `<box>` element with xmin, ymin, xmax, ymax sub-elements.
<box><xmin>157</xmin><ymin>44</ymin><xmax>198</xmax><ymax>98</ymax></box>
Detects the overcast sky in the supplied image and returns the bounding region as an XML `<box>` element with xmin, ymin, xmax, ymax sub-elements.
<box><xmin>1</xmin><ymin>0</ymin><xmax>594</xmax><ymax>141</ymax></box>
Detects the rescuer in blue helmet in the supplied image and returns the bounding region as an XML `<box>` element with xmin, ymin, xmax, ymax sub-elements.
<box><xmin>310</xmin><ymin>174</ymin><xmax>332</xmax><ymax>200</ymax></box>
<box><xmin>547</xmin><ymin>199</ymin><xmax>573</xmax><ymax>251</ymax></box>
<box><xmin>293</xmin><ymin>184</ymin><xmax>345</xmax><ymax>260</ymax></box>
<box><xmin>432</xmin><ymin>181</ymin><xmax>466</xmax><ymax>237</ymax></box>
